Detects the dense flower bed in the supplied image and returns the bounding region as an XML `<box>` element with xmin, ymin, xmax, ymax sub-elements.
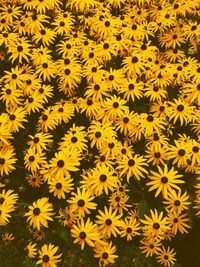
<box><xmin>0</xmin><ymin>0</ymin><xmax>200</xmax><ymax>266</ymax></box>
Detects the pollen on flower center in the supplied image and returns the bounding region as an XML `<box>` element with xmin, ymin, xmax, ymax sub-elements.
<box><xmin>128</xmin><ymin>84</ymin><xmax>134</xmax><ymax>90</ymax></box>
<box><xmin>123</xmin><ymin>117</ymin><xmax>129</xmax><ymax>123</ymax></box>
<box><xmin>174</xmin><ymin>218</ymin><xmax>178</xmax><ymax>223</ymax></box>
<box><xmin>6</xmin><ymin>89</ymin><xmax>12</xmax><ymax>95</ymax></box>
<box><xmin>132</xmin><ymin>56</ymin><xmax>138</xmax><ymax>63</ymax></box>
<box><xmin>42</xmin><ymin>114</ymin><xmax>48</xmax><ymax>121</ymax></box>
<box><xmin>115</xmin><ymin>196</ymin><xmax>120</xmax><ymax>202</ymax></box>
<box><xmin>108</xmin><ymin>142</ymin><xmax>114</xmax><ymax>148</ymax></box>
<box><xmin>17</xmin><ymin>46</ymin><xmax>23</xmax><ymax>52</ymax></box>
<box><xmin>154</xmin><ymin>152</ymin><xmax>161</xmax><ymax>158</ymax></box>
<box><xmin>71</xmin><ymin>136</ymin><xmax>78</xmax><ymax>143</ymax></box>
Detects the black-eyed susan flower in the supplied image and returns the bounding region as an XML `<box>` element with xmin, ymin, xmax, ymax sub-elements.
<box><xmin>27</xmin><ymin>132</ymin><xmax>53</xmax><ymax>152</ymax></box>
<box><xmin>139</xmin><ymin>238</ymin><xmax>162</xmax><ymax>257</ymax></box>
<box><xmin>27</xmin><ymin>173</ymin><xmax>44</xmax><ymax>188</ymax></box>
<box><xmin>167</xmin><ymin>211</ymin><xmax>191</xmax><ymax>235</ymax></box>
<box><xmin>81</xmin><ymin>165</ymin><xmax>118</xmax><ymax>196</ymax></box>
<box><xmin>167</xmin><ymin>99</ymin><xmax>195</xmax><ymax>126</ymax></box>
<box><xmin>156</xmin><ymin>246</ymin><xmax>176</xmax><ymax>267</ymax></box>
<box><xmin>68</xmin><ymin>188</ymin><xmax>96</xmax><ymax>218</ymax></box>
<box><xmin>48</xmin><ymin>174</ymin><xmax>74</xmax><ymax>199</ymax></box>
<box><xmin>41</xmin><ymin>147</ymin><xmax>81</xmax><ymax>180</ymax></box>
<box><xmin>0</xmin><ymin>147</ymin><xmax>16</xmax><ymax>176</ymax></box>
<box><xmin>118</xmin><ymin>78</ymin><xmax>144</xmax><ymax>102</ymax></box>
<box><xmin>5</xmin><ymin>107</ymin><xmax>28</xmax><ymax>133</ymax></box>
<box><xmin>120</xmin><ymin>217</ymin><xmax>140</xmax><ymax>241</ymax></box>
<box><xmin>8</xmin><ymin>36</ymin><xmax>31</xmax><ymax>64</ymax></box>
<box><xmin>147</xmin><ymin>165</ymin><xmax>184</xmax><ymax>198</ymax></box>
<box><xmin>26</xmin><ymin>242</ymin><xmax>37</xmax><ymax>258</ymax></box>
<box><xmin>88</xmin><ymin>121</ymin><xmax>117</xmax><ymax>150</ymax></box>
<box><xmin>71</xmin><ymin>218</ymin><xmax>102</xmax><ymax>250</ymax></box>
<box><xmin>109</xmin><ymin>191</ymin><xmax>131</xmax><ymax>214</ymax></box>
<box><xmin>140</xmin><ymin>209</ymin><xmax>170</xmax><ymax>240</ymax></box>
<box><xmin>24</xmin><ymin>147</ymin><xmax>46</xmax><ymax>173</ymax></box>
<box><xmin>37</xmin><ymin>243</ymin><xmax>62</xmax><ymax>267</ymax></box>
<box><xmin>94</xmin><ymin>241</ymin><xmax>118</xmax><ymax>266</ymax></box>
<box><xmin>163</xmin><ymin>189</ymin><xmax>191</xmax><ymax>213</ymax></box>
<box><xmin>2</xmin><ymin>232</ymin><xmax>14</xmax><ymax>245</ymax></box>
<box><xmin>24</xmin><ymin>197</ymin><xmax>54</xmax><ymax>230</ymax></box>
<box><xmin>96</xmin><ymin>206</ymin><xmax>123</xmax><ymax>238</ymax></box>
<box><xmin>57</xmin><ymin>206</ymin><xmax>78</xmax><ymax>228</ymax></box>
<box><xmin>116</xmin><ymin>154</ymin><xmax>148</xmax><ymax>182</ymax></box>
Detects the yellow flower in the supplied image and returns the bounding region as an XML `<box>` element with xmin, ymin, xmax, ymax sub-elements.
<box><xmin>81</xmin><ymin>165</ymin><xmax>118</xmax><ymax>196</ymax></box>
<box><xmin>147</xmin><ymin>165</ymin><xmax>184</xmax><ymax>198</ymax></box>
<box><xmin>37</xmin><ymin>244</ymin><xmax>62</xmax><ymax>267</ymax></box>
<box><xmin>140</xmin><ymin>238</ymin><xmax>162</xmax><ymax>257</ymax></box>
<box><xmin>0</xmin><ymin>147</ymin><xmax>16</xmax><ymax>176</ymax></box>
<box><xmin>48</xmin><ymin>175</ymin><xmax>74</xmax><ymax>199</ymax></box>
<box><xmin>24</xmin><ymin>197</ymin><xmax>54</xmax><ymax>230</ymax></box>
<box><xmin>120</xmin><ymin>217</ymin><xmax>140</xmax><ymax>241</ymax></box>
<box><xmin>68</xmin><ymin>188</ymin><xmax>97</xmax><ymax>218</ymax></box>
<box><xmin>116</xmin><ymin>154</ymin><xmax>148</xmax><ymax>182</ymax></box>
<box><xmin>167</xmin><ymin>211</ymin><xmax>191</xmax><ymax>235</ymax></box>
<box><xmin>26</xmin><ymin>242</ymin><xmax>37</xmax><ymax>258</ymax></box>
<box><xmin>8</xmin><ymin>36</ymin><xmax>31</xmax><ymax>64</ymax></box>
<box><xmin>96</xmin><ymin>206</ymin><xmax>123</xmax><ymax>238</ymax></box>
<box><xmin>140</xmin><ymin>209</ymin><xmax>170</xmax><ymax>240</ymax></box>
<box><xmin>94</xmin><ymin>241</ymin><xmax>118</xmax><ymax>266</ymax></box>
<box><xmin>71</xmin><ymin>218</ymin><xmax>102</xmax><ymax>250</ymax></box>
<box><xmin>156</xmin><ymin>246</ymin><xmax>176</xmax><ymax>267</ymax></box>
<box><xmin>24</xmin><ymin>147</ymin><xmax>46</xmax><ymax>173</ymax></box>
<box><xmin>163</xmin><ymin>189</ymin><xmax>191</xmax><ymax>213</ymax></box>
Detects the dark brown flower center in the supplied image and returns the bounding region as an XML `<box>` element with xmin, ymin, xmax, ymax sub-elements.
<box><xmin>100</xmin><ymin>174</ymin><xmax>107</xmax><ymax>182</ymax></box>
<box><xmin>33</xmin><ymin>207</ymin><xmax>41</xmax><ymax>215</ymax></box>
<box><xmin>153</xmin><ymin>222</ymin><xmax>160</xmax><ymax>229</ymax></box>
<box><xmin>105</xmin><ymin>218</ymin><xmax>112</xmax><ymax>226</ymax></box>
<box><xmin>79</xmin><ymin>231</ymin><xmax>86</xmax><ymax>239</ymax></box>
<box><xmin>161</xmin><ymin>176</ymin><xmax>168</xmax><ymax>184</ymax></box>
<box><xmin>128</xmin><ymin>159</ymin><xmax>135</xmax><ymax>166</ymax></box>
<box><xmin>78</xmin><ymin>199</ymin><xmax>85</xmax><ymax>207</ymax></box>
<box><xmin>57</xmin><ymin>160</ymin><xmax>64</xmax><ymax>167</ymax></box>
<box><xmin>42</xmin><ymin>255</ymin><xmax>50</xmax><ymax>262</ymax></box>
<box><xmin>56</xmin><ymin>182</ymin><xmax>62</xmax><ymax>189</ymax></box>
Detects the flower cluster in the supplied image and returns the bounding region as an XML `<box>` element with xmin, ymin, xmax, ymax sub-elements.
<box><xmin>0</xmin><ymin>0</ymin><xmax>199</xmax><ymax>266</ymax></box>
